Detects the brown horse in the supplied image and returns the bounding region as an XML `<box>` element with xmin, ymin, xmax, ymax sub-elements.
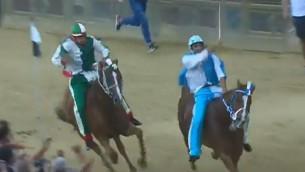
<box><xmin>55</xmin><ymin>59</ymin><xmax>147</xmax><ymax>172</ymax></box>
<box><xmin>178</xmin><ymin>80</ymin><xmax>255</xmax><ymax>172</ymax></box>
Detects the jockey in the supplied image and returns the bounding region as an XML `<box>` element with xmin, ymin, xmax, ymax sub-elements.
<box><xmin>178</xmin><ymin>36</ymin><xmax>253</xmax><ymax>154</ymax></box>
<box><xmin>51</xmin><ymin>22</ymin><xmax>142</xmax><ymax>149</ymax></box>
<box><xmin>179</xmin><ymin>35</ymin><xmax>228</xmax><ymax>162</ymax></box>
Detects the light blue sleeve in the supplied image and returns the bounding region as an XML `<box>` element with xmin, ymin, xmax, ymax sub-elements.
<box><xmin>182</xmin><ymin>50</ymin><xmax>208</xmax><ymax>70</ymax></box>
<box><xmin>178</xmin><ymin>67</ymin><xmax>187</xmax><ymax>86</ymax></box>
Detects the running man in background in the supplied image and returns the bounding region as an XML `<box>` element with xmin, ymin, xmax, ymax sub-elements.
<box><xmin>115</xmin><ymin>0</ymin><xmax>158</xmax><ymax>53</ymax></box>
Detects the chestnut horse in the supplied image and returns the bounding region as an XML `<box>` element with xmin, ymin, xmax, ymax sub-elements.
<box><xmin>55</xmin><ymin>59</ymin><xmax>147</xmax><ymax>172</ymax></box>
<box><xmin>178</xmin><ymin>80</ymin><xmax>255</xmax><ymax>172</ymax></box>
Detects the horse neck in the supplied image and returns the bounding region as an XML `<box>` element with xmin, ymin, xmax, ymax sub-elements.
<box><xmin>90</xmin><ymin>80</ymin><xmax>129</xmax><ymax>129</ymax></box>
<box><xmin>91</xmin><ymin>79</ymin><xmax>125</xmax><ymax>113</ymax></box>
<box><xmin>223</xmin><ymin>89</ymin><xmax>236</xmax><ymax>103</ymax></box>
<box><xmin>91</xmin><ymin>79</ymin><xmax>113</xmax><ymax>104</ymax></box>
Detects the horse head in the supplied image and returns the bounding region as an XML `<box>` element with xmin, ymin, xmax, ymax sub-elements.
<box><xmin>96</xmin><ymin>58</ymin><xmax>123</xmax><ymax>105</ymax></box>
<box><xmin>222</xmin><ymin>79</ymin><xmax>256</xmax><ymax>131</ymax></box>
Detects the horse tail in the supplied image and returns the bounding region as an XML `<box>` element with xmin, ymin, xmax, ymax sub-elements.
<box><xmin>54</xmin><ymin>87</ymin><xmax>72</xmax><ymax>123</ymax></box>
<box><xmin>177</xmin><ymin>91</ymin><xmax>192</xmax><ymax>149</ymax></box>
<box><xmin>55</xmin><ymin>106</ymin><xmax>67</xmax><ymax>122</ymax></box>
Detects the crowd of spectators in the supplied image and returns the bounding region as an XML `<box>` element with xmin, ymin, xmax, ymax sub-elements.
<box><xmin>0</xmin><ymin>119</ymin><xmax>94</xmax><ymax>172</ymax></box>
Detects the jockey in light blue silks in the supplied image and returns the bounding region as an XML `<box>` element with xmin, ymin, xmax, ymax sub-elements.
<box><xmin>179</xmin><ymin>35</ymin><xmax>228</xmax><ymax>162</ymax></box>
<box><xmin>178</xmin><ymin>35</ymin><xmax>253</xmax><ymax>162</ymax></box>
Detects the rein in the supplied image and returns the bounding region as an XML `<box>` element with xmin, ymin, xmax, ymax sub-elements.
<box><xmin>95</xmin><ymin>63</ymin><xmax>120</xmax><ymax>98</ymax></box>
<box><xmin>221</xmin><ymin>85</ymin><xmax>253</xmax><ymax>120</ymax></box>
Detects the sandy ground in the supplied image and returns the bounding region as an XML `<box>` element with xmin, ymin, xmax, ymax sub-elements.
<box><xmin>0</xmin><ymin>28</ymin><xmax>305</xmax><ymax>172</ymax></box>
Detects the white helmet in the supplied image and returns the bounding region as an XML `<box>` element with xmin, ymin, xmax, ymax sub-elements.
<box><xmin>188</xmin><ymin>35</ymin><xmax>204</xmax><ymax>49</ymax></box>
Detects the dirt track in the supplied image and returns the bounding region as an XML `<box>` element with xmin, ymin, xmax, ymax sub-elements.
<box><xmin>0</xmin><ymin>28</ymin><xmax>305</xmax><ymax>172</ymax></box>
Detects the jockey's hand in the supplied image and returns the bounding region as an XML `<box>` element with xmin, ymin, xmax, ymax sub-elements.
<box><xmin>60</xmin><ymin>54</ymin><xmax>72</xmax><ymax>66</ymax></box>
<box><xmin>97</xmin><ymin>61</ymin><xmax>104</xmax><ymax>71</ymax></box>
<box><xmin>60</xmin><ymin>57</ymin><xmax>68</xmax><ymax>66</ymax></box>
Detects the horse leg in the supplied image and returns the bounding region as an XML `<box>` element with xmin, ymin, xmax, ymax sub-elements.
<box><xmin>97</xmin><ymin>138</ymin><xmax>119</xmax><ymax>164</ymax></box>
<box><xmin>231</xmin><ymin>144</ymin><xmax>243</xmax><ymax>171</ymax></box>
<box><xmin>211</xmin><ymin>149</ymin><xmax>220</xmax><ymax>160</ymax></box>
<box><xmin>220</xmin><ymin>152</ymin><xmax>238</xmax><ymax>172</ymax></box>
<box><xmin>55</xmin><ymin>106</ymin><xmax>68</xmax><ymax>123</ymax></box>
<box><xmin>113</xmin><ymin>136</ymin><xmax>137</xmax><ymax>172</ymax></box>
<box><xmin>125</xmin><ymin>124</ymin><xmax>147</xmax><ymax>169</ymax></box>
<box><xmin>83</xmin><ymin>135</ymin><xmax>115</xmax><ymax>172</ymax></box>
<box><xmin>231</xmin><ymin>153</ymin><xmax>241</xmax><ymax>171</ymax></box>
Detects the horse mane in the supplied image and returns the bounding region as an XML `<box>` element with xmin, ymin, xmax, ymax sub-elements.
<box><xmin>221</xmin><ymin>84</ymin><xmax>244</xmax><ymax>102</ymax></box>
<box><xmin>223</xmin><ymin>89</ymin><xmax>235</xmax><ymax>96</ymax></box>
<box><xmin>222</xmin><ymin>88</ymin><xmax>236</xmax><ymax>99</ymax></box>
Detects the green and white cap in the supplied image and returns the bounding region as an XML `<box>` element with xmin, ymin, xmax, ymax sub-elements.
<box><xmin>71</xmin><ymin>22</ymin><xmax>86</xmax><ymax>37</ymax></box>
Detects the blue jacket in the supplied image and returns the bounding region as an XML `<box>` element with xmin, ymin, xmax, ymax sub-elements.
<box><xmin>178</xmin><ymin>52</ymin><xmax>226</xmax><ymax>88</ymax></box>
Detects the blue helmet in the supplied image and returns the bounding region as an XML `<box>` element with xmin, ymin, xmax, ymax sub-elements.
<box><xmin>188</xmin><ymin>35</ymin><xmax>204</xmax><ymax>49</ymax></box>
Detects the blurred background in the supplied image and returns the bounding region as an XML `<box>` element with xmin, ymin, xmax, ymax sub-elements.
<box><xmin>0</xmin><ymin>0</ymin><xmax>299</xmax><ymax>53</ymax></box>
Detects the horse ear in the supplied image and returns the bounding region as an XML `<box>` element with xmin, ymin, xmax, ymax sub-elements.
<box><xmin>252</xmin><ymin>84</ymin><xmax>256</xmax><ymax>92</ymax></box>
<box><xmin>112</xmin><ymin>58</ymin><xmax>118</xmax><ymax>65</ymax></box>
<box><xmin>237</xmin><ymin>79</ymin><xmax>242</xmax><ymax>87</ymax></box>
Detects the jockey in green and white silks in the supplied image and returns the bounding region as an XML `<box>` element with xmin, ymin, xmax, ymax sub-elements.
<box><xmin>179</xmin><ymin>35</ymin><xmax>228</xmax><ymax>162</ymax></box>
<box><xmin>51</xmin><ymin>22</ymin><xmax>141</xmax><ymax>149</ymax></box>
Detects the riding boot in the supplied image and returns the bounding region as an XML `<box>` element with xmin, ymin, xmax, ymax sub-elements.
<box><xmin>83</xmin><ymin>134</ymin><xmax>94</xmax><ymax>151</ymax></box>
<box><xmin>127</xmin><ymin>111</ymin><xmax>142</xmax><ymax>126</ymax></box>
<box><xmin>130</xmin><ymin>117</ymin><xmax>142</xmax><ymax>126</ymax></box>
<box><xmin>243</xmin><ymin>116</ymin><xmax>252</xmax><ymax>152</ymax></box>
<box><xmin>122</xmin><ymin>97</ymin><xmax>142</xmax><ymax>125</ymax></box>
<box><xmin>189</xmin><ymin>155</ymin><xmax>200</xmax><ymax>163</ymax></box>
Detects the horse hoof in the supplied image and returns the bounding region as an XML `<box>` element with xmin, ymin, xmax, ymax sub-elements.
<box><xmin>105</xmin><ymin>164</ymin><xmax>115</xmax><ymax>172</ymax></box>
<box><xmin>129</xmin><ymin>166</ymin><xmax>137</xmax><ymax>172</ymax></box>
<box><xmin>109</xmin><ymin>151</ymin><xmax>118</xmax><ymax>164</ymax></box>
<box><xmin>137</xmin><ymin>158</ymin><xmax>147</xmax><ymax>168</ymax></box>
<box><xmin>190</xmin><ymin>162</ymin><xmax>197</xmax><ymax>171</ymax></box>
<box><xmin>211</xmin><ymin>152</ymin><xmax>219</xmax><ymax>160</ymax></box>
<box><xmin>55</xmin><ymin>106</ymin><xmax>67</xmax><ymax>122</ymax></box>
<box><xmin>243</xmin><ymin>143</ymin><xmax>253</xmax><ymax>152</ymax></box>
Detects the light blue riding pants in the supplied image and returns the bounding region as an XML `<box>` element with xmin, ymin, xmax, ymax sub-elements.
<box><xmin>188</xmin><ymin>86</ymin><xmax>213</xmax><ymax>157</ymax></box>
